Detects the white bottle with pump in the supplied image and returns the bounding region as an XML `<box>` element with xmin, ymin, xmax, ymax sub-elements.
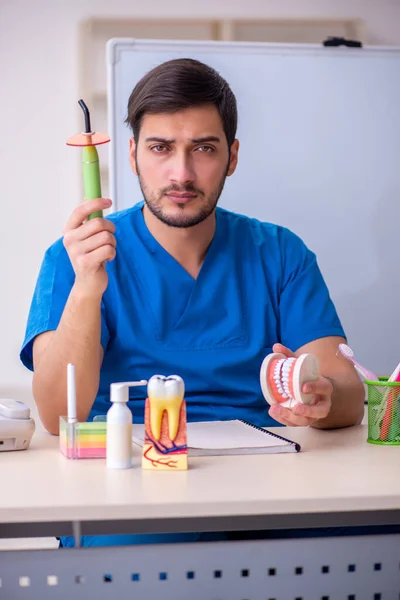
<box><xmin>106</xmin><ymin>380</ymin><xmax>147</xmax><ymax>469</ymax></box>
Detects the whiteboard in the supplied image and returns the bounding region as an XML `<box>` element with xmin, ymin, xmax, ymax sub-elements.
<box><xmin>107</xmin><ymin>38</ymin><xmax>400</xmax><ymax>375</ymax></box>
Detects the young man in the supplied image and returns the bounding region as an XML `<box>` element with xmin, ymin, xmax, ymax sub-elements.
<box><xmin>21</xmin><ymin>57</ymin><xmax>364</xmax><ymax>435</ymax></box>
<box><xmin>21</xmin><ymin>57</ymin><xmax>365</xmax><ymax>549</ymax></box>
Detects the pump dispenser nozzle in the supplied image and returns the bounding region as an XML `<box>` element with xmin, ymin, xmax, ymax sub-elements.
<box><xmin>110</xmin><ymin>380</ymin><xmax>148</xmax><ymax>404</ymax></box>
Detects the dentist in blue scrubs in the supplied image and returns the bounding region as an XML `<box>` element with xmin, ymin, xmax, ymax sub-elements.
<box><xmin>20</xmin><ymin>58</ymin><xmax>365</xmax><ymax>547</ymax></box>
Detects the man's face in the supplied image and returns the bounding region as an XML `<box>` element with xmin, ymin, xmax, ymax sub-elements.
<box><xmin>129</xmin><ymin>104</ymin><xmax>239</xmax><ymax>228</ymax></box>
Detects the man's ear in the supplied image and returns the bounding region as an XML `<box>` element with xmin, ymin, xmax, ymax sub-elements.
<box><xmin>227</xmin><ymin>139</ymin><xmax>239</xmax><ymax>177</ymax></box>
<box><xmin>129</xmin><ymin>138</ymin><xmax>138</xmax><ymax>175</ymax></box>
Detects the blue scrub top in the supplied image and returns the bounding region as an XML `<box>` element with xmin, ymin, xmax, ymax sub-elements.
<box><xmin>20</xmin><ymin>203</ymin><xmax>345</xmax><ymax>427</ymax></box>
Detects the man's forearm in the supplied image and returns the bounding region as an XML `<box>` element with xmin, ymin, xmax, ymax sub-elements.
<box><xmin>311</xmin><ymin>374</ymin><xmax>365</xmax><ymax>430</ymax></box>
<box><xmin>32</xmin><ymin>286</ymin><xmax>103</xmax><ymax>435</ymax></box>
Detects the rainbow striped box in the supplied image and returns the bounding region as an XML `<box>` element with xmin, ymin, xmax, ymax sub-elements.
<box><xmin>59</xmin><ymin>416</ymin><xmax>107</xmax><ymax>459</ymax></box>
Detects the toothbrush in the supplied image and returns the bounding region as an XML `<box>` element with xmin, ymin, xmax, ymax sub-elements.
<box><xmin>380</xmin><ymin>389</ymin><xmax>396</xmax><ymax>441</ymax></box>
<box><xmin>337</xmin><ymin>343</ymin><xmax>378</xmax><ymax>381</ymax></box>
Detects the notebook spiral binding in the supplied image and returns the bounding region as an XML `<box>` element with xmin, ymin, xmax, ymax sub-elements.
<box><xmin>239</xmin><ymin>420</ymin><xmax>301</xmax><ymax>452</ymax></box>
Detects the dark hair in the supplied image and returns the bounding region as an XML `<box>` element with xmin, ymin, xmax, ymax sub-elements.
<box><xmin>125</xmin><ymin>58</ymin><xmax>237</xmax><ymax>146</ymax></box>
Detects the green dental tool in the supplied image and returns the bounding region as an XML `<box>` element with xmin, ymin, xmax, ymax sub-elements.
<box><xmin>66</xmin><ymin>99</ymin><xmax>110</xmax><ymax>220</ymax></box>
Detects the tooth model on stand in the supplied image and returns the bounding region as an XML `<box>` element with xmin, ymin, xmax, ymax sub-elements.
<box><xmin>142</xmin><ymin>375</ymin><xmax>188</xmax><ymax>470</ymax></box>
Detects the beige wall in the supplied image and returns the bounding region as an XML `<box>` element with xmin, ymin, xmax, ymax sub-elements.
<box><xmin>1</xmin><ymin>0</ymin><xmax>400</xmax><ymax>391</ymax></box>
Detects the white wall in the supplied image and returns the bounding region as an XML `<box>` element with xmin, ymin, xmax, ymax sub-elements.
<box><xmin>1</xmin><ymin>0</ymin><xmax>400</xmax><ymax>393</ymax></box>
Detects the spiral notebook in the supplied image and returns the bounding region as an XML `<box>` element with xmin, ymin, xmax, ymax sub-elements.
<box><xmin>132</xmin><ymin>420</ymin><xmax>300</xmax><ymax>456</ymax></box>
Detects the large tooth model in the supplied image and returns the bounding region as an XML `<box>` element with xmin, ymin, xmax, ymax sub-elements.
<box><xmin>142</xmin><ymin>375</ymin><xmax>188</xmax><ymax>470</ymax></box>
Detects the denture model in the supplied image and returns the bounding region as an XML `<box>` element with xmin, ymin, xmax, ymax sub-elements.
<box><xmin>260</xmin><ymin>352</ymin><xmax>319</xmax><ymax>408</ymax></box>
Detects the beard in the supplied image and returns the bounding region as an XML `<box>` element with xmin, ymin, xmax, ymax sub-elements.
<box><xmin>136</xmin><ymin>159</ymin><xmax>229</xmax><ymax>229</ymax></box>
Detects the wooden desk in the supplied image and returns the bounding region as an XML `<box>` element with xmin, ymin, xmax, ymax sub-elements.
<box><xmin>1</xmin><ymin>423</ymin><xmax>400</xmax><ymax>599</ymax></box>
<box><xmin>1</xmin><ymin>423</ymin><xmax>399</xmax><ymax>538</ymax></box>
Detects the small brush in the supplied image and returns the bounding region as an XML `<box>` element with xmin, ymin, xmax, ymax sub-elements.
<box><xmin>337</xmin><ymin>343</ymin><xmax>378</xmax><ymax>381</ymax></box>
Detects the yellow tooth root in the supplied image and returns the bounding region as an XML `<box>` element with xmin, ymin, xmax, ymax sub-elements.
<box><xmin>167</xmin><ymin>398</ymin><xmax>181</xmax><ymax>441</ymax></box>
<box><xmin>149</xmin><ymin>395</ymin><xmax>183</xmax><ymax>441</ymax></box>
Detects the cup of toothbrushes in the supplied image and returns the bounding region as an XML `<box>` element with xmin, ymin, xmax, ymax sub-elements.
<box><xmin>366</xmin><ymin>377</ymin><xmax>400</xmax><ymax>445</ymax></box>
